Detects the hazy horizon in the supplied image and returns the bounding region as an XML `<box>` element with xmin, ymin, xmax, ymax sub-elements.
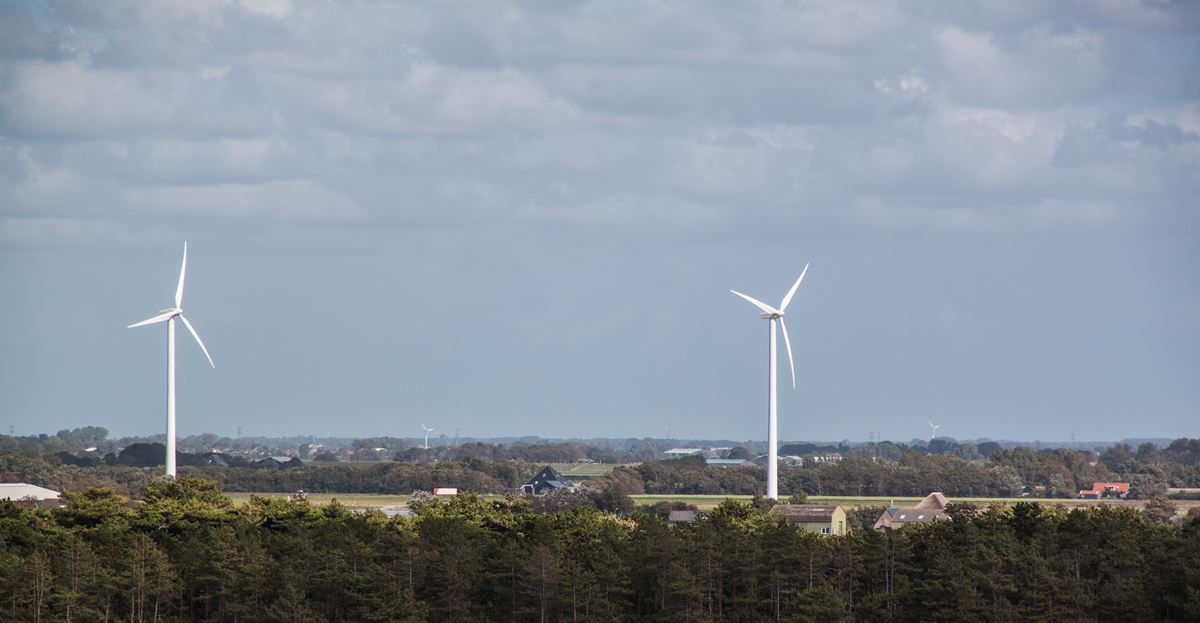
<box><xmin>6</xmin><ymin>425</ymin><xmax>1182</xmax><ymax>450</ymax></box>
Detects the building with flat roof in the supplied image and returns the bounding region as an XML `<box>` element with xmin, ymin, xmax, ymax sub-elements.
<box><xmin>0</xmin><ymin>483</ymin><xmax>61</xmax><ymax>509</ymax></box>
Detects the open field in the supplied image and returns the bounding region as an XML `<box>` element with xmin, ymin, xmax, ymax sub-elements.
<box><xmin>549</xmin><ymin>462</ymin><xmax>624</xmax><ymax>478</ymax></box>
<box><xmin>225</xmin><ymin>491</ymin><xmax>1200</xmax><ymax>517</ymax></box>
<box><xmin>225</xmin><ymin>492</ymin><xmax>410</xmax><ymax>510</ymax></box>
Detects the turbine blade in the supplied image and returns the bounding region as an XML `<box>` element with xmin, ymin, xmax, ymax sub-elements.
<box><xmin>779</xmin><ymin>317</ymin><xmax>796</xmax><ymax>389</ymax></box>
<box><xmin>178</xmin><ymin>315</ymin><xmax>215</xmax><ymax>368</ymax></box>
<box><xmin>779</xmin><ymin>263</ymin><xmax>810</xmax><ymax>311</ymax></box>
<box><xmin>730</xmin><ymin>290</ymin><xmax>780</xmax><ymax>315</ymax></box>
<box><xmin>175</xmin><ymin>241</ymin><xmax>188</xmax><ymax>308</ymax></box>
<box><xmin>127</xmin><ymin>310</ymin><xmax>176</xmax><ymax>328</ymax></box>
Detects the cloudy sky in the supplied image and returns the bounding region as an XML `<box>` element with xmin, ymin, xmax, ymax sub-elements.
<box><xmin>1</xmin><ymin>1</ymin><xmax>1197</xmax><ymax>443</ymax></box>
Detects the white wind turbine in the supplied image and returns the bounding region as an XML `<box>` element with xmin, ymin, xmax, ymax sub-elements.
<box><xmin>420</xmin><ymin>425</ymin><xmax>435</xmax><ymax>450</ymax></box>
<box><xmin>128</xmin><ymin>242</ymin><xmax>215</xmax><ymax>478</ymax></box>
<box><xmin>731</xmin><ymin>263</ymin><xmax>809</xmax><ymax>500</ymax></box>
<box><xmin>928</xmin><ymin>421</ymin><xmax>941</xmax><ymax>441</ymax></box>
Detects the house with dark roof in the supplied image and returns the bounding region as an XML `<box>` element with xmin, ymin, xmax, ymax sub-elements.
<box><xmin>873</xmin><ymin>492</ymin><xmax>951</xmax><ymax>531</ymax></box>
<box><xmin>770</xmin><ymin>504</ymin><xmax>847</xmax><ymax>535</ymax></box>
<box><xmin>203</xmin><ymin>451</ymin><xmax>231</xmax><ymax>467</ymax></box>
<box><xmin>520</xmin><ymin>466</ymin><xmax>574</xmax><ymax>495</ymax></box>
<box><xmin>1078</xmin><ymin>481</ymin><xmax>1129</xmax><ymax>499</ymax></box>
<box><xmin>255</xmin><ymin>456</ymin><xmax>303</xmax><ymax>469</ymax></box>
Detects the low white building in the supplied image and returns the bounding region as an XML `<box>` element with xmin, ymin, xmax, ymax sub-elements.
<box><xmin>0</xmin><ymin>483</ymin><xmax>61</xmax><ymax>508</ymax></box>
<box><xmin>664</xmin><ymin>448</ymin><xmax>704</xmax><ymax>457</ymax></box>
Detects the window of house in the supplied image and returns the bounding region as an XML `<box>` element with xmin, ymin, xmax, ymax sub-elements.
<box><xmin>820</xmin><ymin>527</ymin><xmax>830</xmax><ymax>534</ymax></box>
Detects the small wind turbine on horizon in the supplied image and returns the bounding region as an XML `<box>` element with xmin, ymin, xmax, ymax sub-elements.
<box><xmin>928</xmin><ymin>421</ymin><xmax>941</xmax><ymax>441</ymax></box>
<box><xmin>128</xmin><ymin>242</ymin><xmax>215</xmax><ymax>478</ymax></box>
<box><xmin>420</xmin><ymin>424</ymin><xmax>435</xmax><ymax>450</ymax></box>
<box><xmin>731</xmin><ymin>263</ymin><xmax>809</xmax><ymax>500</ymax></box>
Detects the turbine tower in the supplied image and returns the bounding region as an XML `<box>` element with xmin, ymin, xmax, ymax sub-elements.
<box><xmin>128</xmin><ymin>242</ymin><xmax>215</xmax><ymax>478</ymax></box>
<box><xmin>420</xmin><ymin>424</ymin><xmax>435</xmax><ymax>450</ymax></box>
<box><xmin>928</xmin><ymin>421</ymin><xmax>941</xmax><ymax>441</ymax></box>
<box><xmin>731</xmin><ymin>263</ymin><xmax>809</xmax><ymax>499</ymax></box>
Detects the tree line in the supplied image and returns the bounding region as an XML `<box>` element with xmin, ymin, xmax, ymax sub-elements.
<box><xmin>6</xmin><ymin>441</ymin><xmax>1200</xmax><ymax>499</ymax></box>
<box><xmin>1</xmin><ymin>478</ymin><xmax>1197</xmax><ymax>622</ymax></box>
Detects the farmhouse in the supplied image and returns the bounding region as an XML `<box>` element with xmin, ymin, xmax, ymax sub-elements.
<box><xmin>0</xmin><ymin>483</ymin><xmax>61</xmax><ymax>509</ymax></box>
<box><xmin>1078</xmin><ymin>482</ymin><xmax>1129</xmax><ymax>499</ymax></box>
<box><xmin>873</xmin><ymin>492</ymin><xmax>951</xmax><ymax>531</ymax></box>
<box><xmin>521</xmin><ymin>465</ymin><xmax>574</xmax><ymax>495</ymax></box>
<box><xmin>770</xmin><ymin>504</ymin><xmax>847</xmax><ymax>535</ymax></box>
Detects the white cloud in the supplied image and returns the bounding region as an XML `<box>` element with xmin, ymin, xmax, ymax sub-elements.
<box><xmin>239</xmin><ymin>0</ymin><xmax>294</xmax><ymax>19</ymax></box>
<box><xmin>1027</xmin><ymin>197</ymin><xmax>1118</xmax><ymax>227</ymax></box>
<box><xmin>1</xmin><ymin>61</ymin><xmax>170</xmax><ymax>137</ymax></box>
<box><xmin>934</xmin><ymin>25</ymin><xmax>1106</xmax><ymax>105</ymax></box>
<box><xmin>0</xmin><ymin>216</ymin><xmax>148</xmax><ymax>244</ymax></box>
<box><xmin>924</xmin><ymin>105</ymin><xmax>1064</xmax><ymax>190</ymax></box>
<box><xmin>199</xmin><ymin>65</ymin><xmax>230</xmax><ymax>81</ymax></box>
<box><xmin>516</xmin><ymin>194</ymin><xmax>724</xmax><ymax>228</ymax></box>
<box><xmin>851</xmin><ymin>195</ymin><xmax>1119</xmax><ymax>231</ymax></box>
<box><xmin>123</xmin><ymin>179</ymin><xmax>366</xmax><ymax>223</ymax></box>
<box><xmin>874</xmin><ymin>69</ymin><xmax>931</xmax><ymax>100</ymax></box>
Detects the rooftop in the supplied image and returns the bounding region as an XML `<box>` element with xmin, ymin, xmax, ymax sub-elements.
<box><xmin>0</xmin><ymin>483</ymin><xmax>60</xmax><ymax>501</ymax></box>
<box><xmin>668</xmin><ymin>510</ymin><xmax>699</xmax><ymax>523</ymax></box>
<box><xmin>914</xmin><ymin>492</ymin><xmax>948</xmax><ymax>510</ymax></box>
<box><xmin>770</xmin><ymin>504</ymin><xmax>839</xmax><ymax>521</ymax></box>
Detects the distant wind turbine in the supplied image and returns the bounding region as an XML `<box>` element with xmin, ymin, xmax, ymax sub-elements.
<box><xmin>731</xmin><ymin>263</ymin><xmax>809</xmax><ymax>500</ymax></box>
<box><xmin>928</xmin><ymin>421</ymin><xmax>941</xmax><ymax>441</ymax></box>
<box><xmin>421</xmin><ymin>424</ymin><xmax>435</xmax><ymax>450</ymax></box>
<box><xmin>128</xmin><ymin>242</ymin><xmax>215</xmax><ymax>478</ymax></box>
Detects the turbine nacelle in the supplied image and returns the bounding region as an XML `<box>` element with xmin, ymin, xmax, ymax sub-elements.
<box><xmin>759</xmin><ymin>311</ymin><xmax>784</xmax><ymax>320</ymax></box>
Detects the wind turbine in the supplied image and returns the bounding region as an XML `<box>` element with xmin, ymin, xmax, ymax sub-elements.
<box><xmin>128</xmin><ymin>242</ymin><xmax>215</xmax><ymax>478</ymax></box>
<box><xmin>731</xmin><ymin>263</ymin><xmax>809</xmax><ymax>499</ymax></box>
<box><xmin>928</xmin><ymin>421</ymin><xmax>941</xmax><ymax>441</ymax></box>
<box><xmin>420</xmin><ymin>425</ymin><xmax>435</xmax><ymax>450</ymax></box>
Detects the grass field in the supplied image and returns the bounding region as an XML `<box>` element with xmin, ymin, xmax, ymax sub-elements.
<box><xmin>549</xmin><ymin>463</ymin><xmax>624</xmax><ymax>479</ymax></box>
<box><xmin>225</xmin><ymin>492</ymin><xmax>410</xmax><ymax>510</ymax></box>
